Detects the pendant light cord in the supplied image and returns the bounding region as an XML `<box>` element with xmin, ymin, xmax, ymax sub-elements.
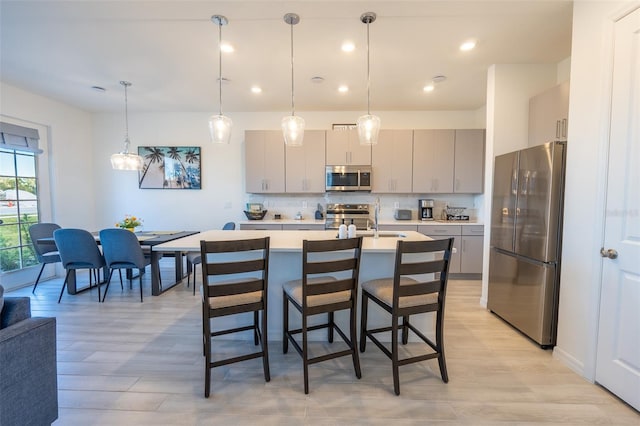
<box><xmin>290</xmin><ymin>21</ymin><xmax>295</xmax><ymax>116</ymax></box>
<box><xmin>122</xmin><ymin>81</ymin><xmax>131</xmax><ymax>153</ymax></box>
<box><xmin>218</xmin><ymin>21</ymin><xmax>223</xmax><ymax>116</ymax></box>
<box><xmin>366</xmin><ymin>20</ymin><xmax>371</xmax><ymax>115</ymax></box>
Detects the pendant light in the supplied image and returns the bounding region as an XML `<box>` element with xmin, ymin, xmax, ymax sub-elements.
<box><xmin>357</xmin><ymin>12</ymin><xmax>381</xmax><ymax>146</ymax></box>
<box><xmin>208</xmin><ymin>15</ymin><xmax>232</xmax><ymax>144</ymax></box>
<box><xmin>282</xmin><ymin>13</ymin><xmax>305</xmax><ymax>146</ymax></box>
<box><xmin>111</xmin><ymin>81</ymin><xmax>144</xmax><ymax>171</ymax></box>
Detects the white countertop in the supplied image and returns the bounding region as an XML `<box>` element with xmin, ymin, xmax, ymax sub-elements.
<box><xmin>153</xmin><ymin>229</ymin><xmax>430</xmax><ymax>253</ymax></box>
<box><xmin>240</xmin><ymin>219</ymin><xmax>326</xmax><ymax>226</ymax></box>
<box><xmin>238</xmin><ymin>219</ymin><xmax>482</xmax><ymax>226</ymax></box>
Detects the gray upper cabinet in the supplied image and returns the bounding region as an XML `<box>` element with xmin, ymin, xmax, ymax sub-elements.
<box><xmin>326</xmin><ymin>129</ymin><xmax>371</xmax><ymax>165</ymax></box>
<box><xmin>285</xmin><ymin>130</ymin><xmax>326</xmax><ymax>193</ymax></box>
<box><xmin>528</xmin><ymin>81</ymin><xmax>570</xmax><ymax>146</ymax></box>
<box><xmin>412</xmin><ymin>129</ymin><xmax>455</xmax><ymax>193</ymax></box>
<box><xmin>372</xmin><ymin>129</ymin><xmax>413</xmax><ymax>193</ymax></box>
<box><xmin>245</xmin><ymin>130</ymin><xmax>285</xmax><ymax>193</ymax></box>
<box><xmin>454</xmin><ymin>129</ymin><xmax>485</xmax><ymax>193</ymax></box>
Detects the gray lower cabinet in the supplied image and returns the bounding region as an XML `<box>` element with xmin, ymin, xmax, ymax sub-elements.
<box><xmin>281</xmin><ymin>223</ymin><xmax>325</xmax><ymax>230</ymax></box>
<box><xmin>417</xmin><ymin>224</ymin><xmax>484</xmax><ymax>275</ymax></box>
<box><xmin>418</xmin><ymin>225</ymin><xmax>461</xmax><ymax>274</ymax></box>
<box><xmin>239</xmin><ymin>223</ymin><xmax>283</xmax><ymax>230</ymax></box>
<box><xmin>460</xmin><ymin>225</ymin><xmax>484</xmax><ymax>274</ymax></box>
<box><xmin>378</xmin><ymin>224</ymin><xmax>418</xmax><ymax>232</ymax></box>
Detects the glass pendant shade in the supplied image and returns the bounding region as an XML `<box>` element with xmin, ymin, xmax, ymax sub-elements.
<box><xmin>209</xmin><ymin>114</ymin><xmax>232</xmax><ymax>144</ymax></box>
<box><xmin>356</xmin><ymin>113</ymin><xmax>381</xmax><ymax>145</ymax></box>
<box><xmin>281</xmin><ymin>115</ymin><xmax>305</xmax><ymax>146</ymax></box>
<box><xmin>111</xmin><ymin>81</ymin><xmax>144</xmax><ymax>171</ymax></box>
<box><xmin>111</xmin><ymin>139</ymin><xmax>144</xmax><ymax>171</ymax></box>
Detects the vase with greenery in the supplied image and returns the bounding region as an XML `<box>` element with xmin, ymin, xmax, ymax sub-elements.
<box><xmin>115</xmin><ymin>215</ymin><xmax>142</xmax><ymax>231</ymax></box>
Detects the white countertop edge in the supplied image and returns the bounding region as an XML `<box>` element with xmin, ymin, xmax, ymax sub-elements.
<box><xmin>152</xmin><ymin>229</ymin><xmax>431</xmax><ymax>253</ymax></box>
<box><xmin>239</xmin><ymin>219</ymin><xmax>482</xmax><ymax>226</ymax></box>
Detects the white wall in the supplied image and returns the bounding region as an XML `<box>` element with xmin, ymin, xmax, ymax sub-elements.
<box><xmin>554</xmin><ymin>0</ymin><xmax>631</xmax><ymax>381</ymax></box>
<box><xmin>0</xmin><ymin>83</ymin><xmax>94</xmax><ymax>288</ymax></box>
<box><xmin>92</xmin><ymin>110</ymin><xmax>485</xmax><ymax>231</ymax></box>
<box><xmin>0</xmin><ymin>82</ymin><xmax>94</xmax><ymax>228</ymax></box>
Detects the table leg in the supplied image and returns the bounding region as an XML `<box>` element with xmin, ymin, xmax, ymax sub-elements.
<box><xmin>174</xmin><ymin>251</ymin><xmax>184</xmax><ymax>282</ymax></box>
<box><xmin>66</xmin><ymin>266</ymin><xmax>108</xmax><ymax>295</ymax></box>
<box><xmin>67</xmin><ymin>270</ymin><xmax>78</xmax><ymax>294</ymax></box>
<box><xmin>151</xmin><ymin>250</ymin><xmax>163</xmax><ymax>296</ymax></box>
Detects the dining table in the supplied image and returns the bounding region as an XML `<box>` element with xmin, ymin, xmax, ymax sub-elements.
<box><xmin>37</xmin><ymin>230</ymin><xmax>199</xmax><ymax>296</ymax></box>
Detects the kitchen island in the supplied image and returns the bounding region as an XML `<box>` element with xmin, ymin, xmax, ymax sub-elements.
<box><xmin>154</xmin><ymin>230</ymin><xmax>435</xmax><ymax>341</ymax></box>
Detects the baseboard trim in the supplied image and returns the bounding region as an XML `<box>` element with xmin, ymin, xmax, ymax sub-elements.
<box><xmin>553</xmin><ymin>345</ymin><xmax>589</xmax><ymax>381</ymax></box>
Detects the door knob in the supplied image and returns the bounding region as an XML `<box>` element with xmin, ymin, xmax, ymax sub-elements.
<box><xmin>600</xmin><ymin>248</ymin><xmax>618</xmax><ymax>259</ymax></box>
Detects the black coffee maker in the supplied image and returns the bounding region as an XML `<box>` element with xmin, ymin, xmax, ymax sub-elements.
<box><xmin>419</xmin><ymin>199</ymin><xmax>434</xmax><ymax>221</ymax></box>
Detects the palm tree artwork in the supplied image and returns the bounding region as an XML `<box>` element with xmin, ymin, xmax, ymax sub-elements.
<box><xmin>137</xmin><ymin>146</ymin><xmax>201</xmax><ymax>189</ymax></box>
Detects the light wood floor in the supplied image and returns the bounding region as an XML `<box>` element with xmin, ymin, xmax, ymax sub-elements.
<box><xmin>8</xmin><ymin>267</ymin><xmax>638</xmax><ymax>425</ymax></box>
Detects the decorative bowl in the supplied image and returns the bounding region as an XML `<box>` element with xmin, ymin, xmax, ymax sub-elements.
<box><xmin>244</xmin><ymin>210</ymin><xmax>268</xmax><ymax>220</ymax></box>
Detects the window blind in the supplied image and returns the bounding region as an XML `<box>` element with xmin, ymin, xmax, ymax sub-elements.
<box><xmin>0</xmin><ymin>121</ymin><xmax>42</xmax><ymax>154</ymax></box>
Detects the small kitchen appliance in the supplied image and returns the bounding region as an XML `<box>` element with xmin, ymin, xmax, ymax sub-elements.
<box><xmin>394</xmin><ymin>209</ymin><xmax>412</xmax><ymax>220</ymax></box>
<box><xmin>325</xmin><ymin>165</ymin><xmax>372</xmax><ymax>192</ymax></box>
<box><xmin>419</xmin><ymin>199</ymin><xmax>434</xmax><ymax>221</ymax></box>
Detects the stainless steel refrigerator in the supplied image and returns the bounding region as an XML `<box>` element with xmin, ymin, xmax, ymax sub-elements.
<box><xmin>488</xmin><ymin>141</ymin><xmax>566</xmax><ymax>347</ymax></box>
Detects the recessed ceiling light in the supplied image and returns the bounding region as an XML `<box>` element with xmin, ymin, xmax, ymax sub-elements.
<box><xmin>459</xmin><ymin>39</ymin><xmax>476</xmax><ymax>51</ymax></box>
<box><xmin>91</xmin><ymin>86</ymin><xmax>106</xmax><ymax>93</ymax></box>
<box><xmin>220</xmin><ymin>43</ymin><xmax>234</xmax><ymax>53</ymax></box>
<box><xmin>423</xmin><ymin>84</ymin><xmax>435</xmax><ymax>93</ymax></box>
<box><xmin>338</xmin><ymin>85</ymin><xmax>349</xmax><ymax>93</ymax></box>
<box><xmin>432</xmin><ymin>75</ymin><xmax>447</xmax><ymax>83</ymax></box>
<box><xmin>341</xmin><ymin>41</ymin><xmax>355</xmax><ymax>52</ymax></box>
<box><xmin>251</xmin><ymin>86</ymin><xmax>262</xmax><ymax>94</ymax></box>
<box><xmin>310</xmin><ymin>76</ymin><xmax>325</xmax><ymax>84</ymax></box>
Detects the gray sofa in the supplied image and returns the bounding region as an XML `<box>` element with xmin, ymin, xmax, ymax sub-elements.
<box><xmin>0</xmin><ymin>288</ymin><xmax>58</xmax><ymax>426</ymax></box>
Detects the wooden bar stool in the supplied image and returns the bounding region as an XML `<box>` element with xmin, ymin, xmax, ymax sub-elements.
<box><xmin>200</xmin><ymin>237</ymin><xmax>270</xmax><ymax>398</ymax></box>
<box><xmin>282</xmin><ymin>236</ymin><xmax>363</xmax><ymax>394</ymax></box>
<box><xmin>360</xmin><ymin>237</ymin><xmax>454</xmax><ymax>395</ymax></box>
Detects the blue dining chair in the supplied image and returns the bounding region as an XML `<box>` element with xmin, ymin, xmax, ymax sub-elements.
<box><xmin>53</xmin><ymin>228</ymin><xmax>106</xmax><ymax>303</ymax></box>
<box><xmin>99</xmin><ymin>228</ymin><xmax>153</xmax><ymax>302</ymax></box>
<box><xmin>28</xmin><ymin>223</ymin><xmax>61</xmax><ymax>294</ymax></box>
<box><xmin>186</xmin><ymin>221</ymin><xmax>235</xmax><ymax>295</ymax></box>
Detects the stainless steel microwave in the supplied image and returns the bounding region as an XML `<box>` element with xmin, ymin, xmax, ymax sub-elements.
<box><xmin>325</xmin><ymin>165</ymin><xmax>372</xmax><ymax>192</ymax></box>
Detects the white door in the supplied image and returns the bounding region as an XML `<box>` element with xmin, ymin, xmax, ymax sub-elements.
<box><xmin>596</xmin><ymin>7</ymin><xmax>640</xmax><ymax>411</ymax></box>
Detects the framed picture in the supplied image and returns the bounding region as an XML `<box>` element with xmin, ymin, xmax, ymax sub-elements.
<box><xmin>332</xmin><ymin>123</ymin><xmax>357</xmax><ymax>130</ymax></box>
<box><xmin>137</xmin><ymin>146</ymin><xmax>201</xmax><ymax>189</ymax></box>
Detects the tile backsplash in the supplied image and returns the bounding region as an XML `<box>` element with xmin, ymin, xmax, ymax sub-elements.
<box><xmin>244</xmin><ymin>193</ymin><xmax>482</xmax><ymax>222</ymax></box>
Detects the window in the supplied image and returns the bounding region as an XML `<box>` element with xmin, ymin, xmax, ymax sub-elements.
<box><xmin>0</xmin><ymin>121</ymin><xmax>43</xmax><ymax>275</ymax></box>
<box><xmin>0</xmin><ymin>148</ymin><xmax>39</xmax><ymax>272</ymax></box>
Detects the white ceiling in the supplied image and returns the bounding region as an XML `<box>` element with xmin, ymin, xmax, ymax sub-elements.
<box><xmin>0</xmin><ymin>0</ymin><xmax>573</xmax><ymax>113</ymax></box>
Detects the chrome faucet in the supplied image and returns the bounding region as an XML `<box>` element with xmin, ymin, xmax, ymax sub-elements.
<box><xmin>373</xmin><ymin>197</ymin><xmax>380</xmax><ymax>239</ymax></box>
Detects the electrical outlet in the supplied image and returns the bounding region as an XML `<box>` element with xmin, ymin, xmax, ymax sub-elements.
<box><xmin>302</xmin><ymin>201</ymin><xmax>307</xmax><ymax>209</ymax></box>
<box><xmin>394</xmin><ymin>202</ymin><xmax>399</xmax><ymax>209</ymax></box>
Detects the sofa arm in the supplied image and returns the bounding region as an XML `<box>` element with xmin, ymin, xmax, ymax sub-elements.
<box><xmin>0</xmin><ymin>297</ymin><xmax>31</xmax><ymax>329</ymax></box>
<box><xmin>0</xmin><ymin>316</ymin><xmax>58</xmax><ymax>426</ymax></box>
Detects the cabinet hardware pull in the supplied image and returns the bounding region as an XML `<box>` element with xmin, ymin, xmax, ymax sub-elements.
<box><xmin>562</xmin><ymin>118</ymin><xmax>567</xmax><ymax>138</ymax></box>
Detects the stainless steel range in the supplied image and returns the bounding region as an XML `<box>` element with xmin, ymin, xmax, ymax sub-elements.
<box><xmin>325</xmin><ymin>203</ymin><xmax>371</xmax><ymax>230</ymax></box>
